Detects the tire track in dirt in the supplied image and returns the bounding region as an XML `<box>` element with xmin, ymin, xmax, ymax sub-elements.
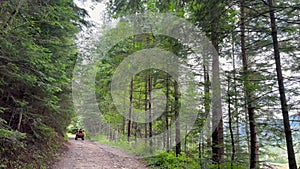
<box><xmin>51</xmin><ymin>137</ymin><xmax>149</xmax><ymax>169</ymax></box>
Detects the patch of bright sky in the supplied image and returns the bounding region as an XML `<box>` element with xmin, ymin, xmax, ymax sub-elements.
<box><xmin>74</xmin><ymin>0</ymin><xmax>109</xmax><ymax>64</ymax></box>
<box><xmin>74</xmin><ymin>0</ymin><xmax>106</xmax><ymax>24</ymax></box>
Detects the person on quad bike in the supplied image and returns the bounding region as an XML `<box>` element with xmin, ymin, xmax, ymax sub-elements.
<box><xmin>75</xmin><ymin>128</ymin><xmax>84</xmax><ymax>140</ymax></box>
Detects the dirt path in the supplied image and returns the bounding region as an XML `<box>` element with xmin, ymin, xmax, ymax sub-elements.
<box><xmin>51</xmin><ymin>137</ymin><xmax>149</xmax><ymax>169</ymax></box>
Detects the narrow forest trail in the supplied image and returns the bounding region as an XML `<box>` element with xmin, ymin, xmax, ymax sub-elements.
<box><xmin>51</xmin><ymin>137</ymin><xmax>149</xmax><ymax>169</ymax></box>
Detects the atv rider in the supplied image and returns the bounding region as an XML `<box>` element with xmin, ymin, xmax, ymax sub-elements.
<box><xmin>75</xmin><ymin>128</ymin><xmax>84</xmax><ymax>140</ymax></box>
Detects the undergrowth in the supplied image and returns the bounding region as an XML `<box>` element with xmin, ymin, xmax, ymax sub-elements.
<box><xmin>92</xmin><ymin>135</ymin><xmax>200</xmax><ymax>169</ymax></box>
<box><xmin>146</xmin><ymin>152</ymin><xmax>199</xmax><ymax>169</ymax></box>
<box><xmin>0</xmin><ymin>126</ymin><xmax>67</xmax><ymax>169</ymax></box>
<box><xmin>92</xmin><ymin>135</ymin><xmax>249</xmax><ymax>169</ymax></box>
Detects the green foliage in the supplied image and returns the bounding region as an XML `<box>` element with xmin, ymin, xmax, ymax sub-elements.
<box><xmin>67</xmin><ymin>115</ymin><xmax>84</xmax><ymax>133</ymax></box>
<box><xmin>147</xmin><ymin>152</ymin><xmax>199</xmax><ymax>169</ymax></box>
<box><xmin>0</xmin><ymin>130</ymin><xmax>26</xmax><ymax>168</ymax></box>
<box><xmin>0</xmin><ymin>128</ymin><xmax>26</xmax><ymax>155</ymax></box>
<box><xmin>261</xmin><ymin>146</ymin><xmax>289</xmax><ymax>164</ymax></box>
<box><xmin>94</xmin><ymin>0</ymin><xmax>300</xmax><ymax>168</ymax></box>
<box><xmin>0</xmin><ymin>128</ymin><xmax>26</xmax><ymax>140</ymax></box>
<box><xmin>93</xmin><ymin>135</ymin><xmax>152</xmax><ymax>156</ymax></box>
<box><xmin>0</xmin><ymin>0</ymin><xmax>87</xmax><ymax>167</ymax></box>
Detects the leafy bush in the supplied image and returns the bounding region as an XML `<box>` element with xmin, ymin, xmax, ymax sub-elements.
<box><xmin>0</xmin><ymin>128</ymin><xmax>26</xmax><ymax>168</ymax></box>
<box><xmin>0</xmin><ymin>128</ymin><xmax>26</xmax><ymax>140</ymax></box>
<box><xmin>147</xmin><ymin>152</ymin><xmax>199</xmax><ymax>169</ymax></box>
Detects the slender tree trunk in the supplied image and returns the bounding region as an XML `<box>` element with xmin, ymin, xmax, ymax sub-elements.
<box><xmin>17</xmin><ymin>108</ymin><xmax>23</xmax><ymax>131</ymax></box>
<box><xmin>169</xmin><ymin>103</ymin><xmax>173</xmax><ymax>149</ymax></box>
<box><xmin>136</xmin><ymin>87</ymin><xmax>143</xmax><ymax>143</ymax></box>
<box><xmin>244</xmin><ymin>101</ymin><xmax>250</xmax><ymax>153</ymax></box>
<box><xmin>268</xmin><ymin>0</ymin><xmax>298</xmax><ymax>168</ymax></box>
<box><xmin>148</xmin><ymin>75</ymin><xmax>153</xmax><ymax>153</ymax></box>
<box><xmin>9</xmin><ymin>110</ymin><xmax>15</xmax><ymax>127</ymax></box>
<box><xmin>248</xmin><ymin>106</ymin><xmax>258</xmax><ymax>169</ymax></box>
<box><xmin>240</xmin><ymin>0</ymin><xmax>259</xmax><ymax>168</ymax></box>
<box><xmin>240</xmin><ymin>0</ymin><xmax>251</xmax><ymax>154</ymax></box>
<box><xmin>144</xmin><ymin>78</ymin><xmax>148</xmax><ymax>143</ymax></box>
<box><xmin>232</xmin><ymin>30</ymin><xmax>240</xmax><ymax>149</ymax></box>
<box><xmin>128</xmin><ymin>77</ymin><xmax>134</xmax><ymax>142</ymax></box>
<box><xmin>200</xmin><ymin>52</ymin><xmax>211</xmax><ymax>165</ymax></box>
<box><xmin>174</xmin><ymin>81</ymin><xmax>181</xmax><ymax>156</ymax></box>
<box><xmin>203</xmin><ymin>54</ymin><xmax>211</xmax><ymax>153</ymax></box>
<box><xmin>227</xmin><ymin>75</ymin><xmax>235</xmax><ymax>165</ymax></box>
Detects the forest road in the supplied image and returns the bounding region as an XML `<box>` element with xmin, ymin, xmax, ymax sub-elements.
<box><xmin>51</xmin><ymin>137</ymin><xmax>149</xmax><ymax>169</ymax></box>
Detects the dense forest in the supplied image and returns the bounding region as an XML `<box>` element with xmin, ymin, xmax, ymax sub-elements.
<box><xmin>1</xmin><ymin>0</ymin><xmax>299</xmax><ymax>168</ymax></box>
<box><xmin>0</xmin><ymin>0</ymin><xmax>87</xmax><ymax>168</ymax></box>
<box><xmin>76</xmin><ymin>0</ymin><xmax>300</xmax><ymax>168</ymax></box>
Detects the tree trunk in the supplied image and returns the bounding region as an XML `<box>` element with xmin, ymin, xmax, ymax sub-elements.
<box><xmin>240</xmin><ymin>0</ymin><xmax>259</xmax><ymax>167</ymax></box>
<box><xmin>227</xmin><ymin>75</ymin><xmax>235</xmax><ymax>165</ymax></box>
<box><xmin>148</xmin><ymin>75</ymin><xmax>153</xmax><ymax>153</ymax></box>
<box><xmin>268</xmin><ymin>0</ymin><xmax>298</xmax><ymax>168</ymax></box>
<box><xmin>184</xmin><ymin>125</ymin><xmax>188</xmax><ymax>153</ymax></box>
<box><xmin>199</xmin><ymin>130</ymin><xmax>203</xmax><ymax>168</ymax></box>
<box><xmin>203</xmin><ymin>53</ymin><xmax>211</xmax><ymax>153</ymax></box>
<box><xmin>144</xmin><ymin>77</ymin><xmax>148</xmax><ymax>143</ymax></box>
<box><xmin>211</xmin><ymin>19</ymin><xmax>224</xmax><ymax>165</ymax></box>
<box><xmin>17</xmin><ymin>108</ymin><xmax>23</xmax><ymax>131</ymax></box>
<box><xmin>128</xmin><ymin>77</ymin><xmax>134</xmax><ymax>142</ymax></box>
<box><xmin>232</xmin><ymin>30</ymin><xmax>240</xmax><ymax>149</ymax></box>
<box><xmin>174</xmin><ymin>81</ymin><xmax>181</xmax><ymax>156</ymax></box>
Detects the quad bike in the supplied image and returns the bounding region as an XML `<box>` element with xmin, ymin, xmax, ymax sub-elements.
<box><xmin>75</xmin><ymin>129</ymin><xmax>84</xmax><ymax>140</ymax></box>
